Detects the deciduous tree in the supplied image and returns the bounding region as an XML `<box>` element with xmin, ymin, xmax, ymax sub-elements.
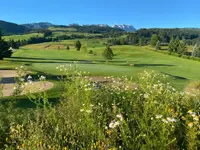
<box><xmin>150</xmin><ymin>34</ymin><xmax>158</xmax><ymax>46</ymax></box>
<box><xmin>139</xmin><ymin>37</ymin><xmax>146</xmax><ymax>46</ymax></box>
<box><xmin>155</xmin><ymin>40</ymin><xmax>161</xmax><ymax>50</ymax></box>
<box><xmin>192</xmin><ymin>44</ymin><xmax>199</xmax><ymax>57</ymax></box>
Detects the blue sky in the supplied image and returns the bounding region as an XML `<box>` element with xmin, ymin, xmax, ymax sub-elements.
<box><xmin>1</xmin><ymin>0</ymin><xmax>200</xmax><ymax>29</ymax></box>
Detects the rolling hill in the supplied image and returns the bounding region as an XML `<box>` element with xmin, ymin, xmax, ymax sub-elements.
<box><xmin>0</xmin><ymin>20</ymin><xmax>28</xmax><ymax>35</ymax></box>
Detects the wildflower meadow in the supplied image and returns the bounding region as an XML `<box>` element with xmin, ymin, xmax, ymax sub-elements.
<box><xmin>0</xmin><ymin>65</ymin><xmax>200</xmax><ymax>150</ymax></box>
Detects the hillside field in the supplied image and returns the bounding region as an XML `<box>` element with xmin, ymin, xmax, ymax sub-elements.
<box><xmin>2</xmin><ymin>38</ymin><xmax>200</xmax><ymax>92</ymax></box>
<box><xmin>2</xmin><ymin>33</ymin><xmax>44</xmax><ymax>41</ymax></box>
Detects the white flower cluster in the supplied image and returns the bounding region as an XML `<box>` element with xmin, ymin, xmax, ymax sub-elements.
<box><xmin>27</xmin><ymin>75</ymin><xmax>33</xmax><ymax>85</ymax></box>
<box><xmin>188</xmin><ymin>110</ymin><xmax>199</xmax><ymax>122</ymax></box>
<box><xmin>109</xmin><ymin>114</ymin><xmax>123</xmax><ymax>129</ymax></box>
<box><xmin>103</xmin><ymin>76</ymin><xmax>133</xmax><ymax>95</ymax></box>
<box><xmin>154</xmin><ymin>114</ymin><xmax>177</xmax><ymax>124</ymax></box>
<box><xmin>39</xmin><ymin>75</ymin><xmax>46</xmax><ymax>81</ymax></box>
<box><xmin>80</xmin><ymin>103</ymin><xmax>94</xmax><ymax>114</ymax></box>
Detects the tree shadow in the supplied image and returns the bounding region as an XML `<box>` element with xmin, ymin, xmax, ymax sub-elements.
<box><xmin>10</xmin><ymin>57</ymin><xmax>138</xmax><ymax>64</ymax></box>
<box><xmin>0</xmin><ymin>77</ymin><xmax>15</xmax><ymax>84</ymax></box>
<box><xmin>131</xmin><ymin>64</ymin><xmax>175</xmax><ymax>67</ymax></box>
<box><xmin>161</xmin><ymin>72</ymin><xmax>188</xmax><ymax>80</ymax></box>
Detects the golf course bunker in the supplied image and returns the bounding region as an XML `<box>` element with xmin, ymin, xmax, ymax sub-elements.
<box><xmin>0</xmin><ymin>70</ymin><xmax>54</xmax><ymax>97</ymax></box>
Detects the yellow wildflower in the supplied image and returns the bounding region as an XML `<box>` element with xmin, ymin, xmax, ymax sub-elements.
<box><xmin>194</xmin><ymin>116</ymin><xmax>199</xmax><ymax>121</ymax></box>
<box><xmin>188</xmin><ymin>110</ymin><xmax>193</xmax><ymax>114</ymax></box>
<box><xmin>188</xmin><ymin>122</ymin><xmax>193</xmax><ymax>128</ymax></box>
<box><xmin>181</xmin><ymin>116</ymin><xmax>186</xmax><ymax>120</ymax></box>
<box><xmin>22</xmin><ymin>143</ymin><xmax>25</xmax><ymax>147</ymax></box>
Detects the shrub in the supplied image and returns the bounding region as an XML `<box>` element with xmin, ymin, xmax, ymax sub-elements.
<box><xmin>181</xmin><ymin>55</ymin><xmax>190</xmax><ymax>59</ymax></box>
<box><xmin>88</xmin><ymin>50</ymin><xmax>93</xmax><ymax>54</ymax></box>
<box><xmin>66</xmin><ymin>45</ymin><xmax>70</xmax><ymax>50</ymax></box>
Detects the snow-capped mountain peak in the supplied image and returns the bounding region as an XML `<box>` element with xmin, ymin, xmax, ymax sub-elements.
<box><xmin>112</xmin><ymin>24</ymin><xmax>136</xmax><ymax>32</ymax></box>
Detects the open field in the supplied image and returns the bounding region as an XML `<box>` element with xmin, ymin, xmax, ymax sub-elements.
<box><xmin>48</xmin><ymin>27</ymin><xmax>77</xmax><ymax>32</ymax></box>
<box><xmin>2</xmin><ymin>33</ymin><xmax>44</xmax><ymax>41</ymax></box>
<box><xmin>51</xmin><ymin>31</ymin><xmax>102</xmax><ymax>37</ymax></box>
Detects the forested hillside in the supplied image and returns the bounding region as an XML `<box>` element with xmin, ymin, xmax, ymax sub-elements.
<box><xmin>0</xmin><ymin>20</ymin><xmax>28</xmax><ymax>35</ymax></box>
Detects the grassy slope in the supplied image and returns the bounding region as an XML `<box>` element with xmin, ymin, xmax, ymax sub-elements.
<box><xmin>2</xmin><ymin>33</ymin><xmax>44</xmax><ymax>41</ymax></box>
<box><xmin>6</xmin><ymin>42</ymin><xmax>200</xmax><ymax>90</ymax></box>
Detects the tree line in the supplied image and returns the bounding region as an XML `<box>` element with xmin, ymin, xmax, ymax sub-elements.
<box><xmin>126</xmin><ymin>28</ymin><xmax>200</xmax><ymax>45</ymax></box>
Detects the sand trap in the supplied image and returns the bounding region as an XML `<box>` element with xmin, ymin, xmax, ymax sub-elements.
<box><xmin>0</xmin><ymin>70</ymin><xmax>19</xmax><ymax>78</ymax></box>
<box><xmin>0</xmin><ymin>70</ymin><xmax>54</xmax><ymax>97</ymax></box>
<box><xmin>2</xmin><ymin>82</ymin><xmax>54</xmax><ymax>97</ymax></box>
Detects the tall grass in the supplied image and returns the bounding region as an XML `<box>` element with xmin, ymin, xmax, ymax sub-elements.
<box><xmin>0</xmin><ymin>65</ymin><xmax>200</xmax><ymax>149</ymax></box>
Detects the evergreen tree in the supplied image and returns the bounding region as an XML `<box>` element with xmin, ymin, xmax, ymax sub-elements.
<box><xmin>139</xmin><ymin>37</ymin><xmax>146</xmax><ymax>46</ymax></box>
<box><xmin>192</xmin><ymin>44</ymin><xmax>199</xmax><ymax>57</ymax></box>
<box><xmin>150</xmin><ymin>34</ymin><xmax>159</xmax><ymax>46</ymax></box>
<box><xmin>8</xmin><ymin>40</ymin><xmax>19</xmax><ymax>49</ymax></box>
<box><xmin>177</xmin><ymin>40</ymin><xmax>187</xmax><ymax>55</ymax></box>
<box><xmin>103</xmin><ymin>46</ymin><xmax>114</xmax><ymax>60</ymax></box>
<box><xmin>0</xmin><ymin>29</ymin><xmax>1</xmax><ymax>40</ymax></box>
<box><xmin>168</xmin><ymin>37</ymin><xmax>175</xmax><ymax>53</ymax></box>
<box><xmin>75</xmin><ymin>40</ymin><xmax>81</xmax><ymax>51</ymax></box>
<box><xmin>174</xmin><ymin>37</ymin><xmax>180</xmax><ymax>52</ymax></box>
<box><xmin>155</xmin><ymin>40</ymin><xmax>161</xmax><ymax>50</ymax></box>
<box><xmin>0</xmin><ymin>39</ymin><xmax>11</xmax><ymax>60</ymax></box>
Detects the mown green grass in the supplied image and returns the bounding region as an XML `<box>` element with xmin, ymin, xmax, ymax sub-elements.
<box><xmin>2</xmin><ymin>33</ymin><xmax>44</xmax><ymax>41</ymax></box>
<box><xmin>5</xmin><ymin>44</ymin><xmax>200</xmax><ymax>90</ymax></box>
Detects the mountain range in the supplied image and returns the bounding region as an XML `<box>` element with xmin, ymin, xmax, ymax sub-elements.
<box><xmin>22</xmin><ymin>22</ymin><xmax>136</xmax><ymax>32</ymax></box>
<box><xmin>0</xmin><ymin>20</ymin><xmax>136</xmax><ymax>35</ymax></box>
<box><xmin>22</xmin><ymin>22</ymin><xmax>54</xmax><ymax>29</ymax></box>
<box><xmin>112</xmin><ymin>24</ymin><xmax>136</xmax><ymax>32</ymax></box>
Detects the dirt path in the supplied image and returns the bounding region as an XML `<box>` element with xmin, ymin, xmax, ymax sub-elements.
<box><xmin>0</xmin><ymin>70</ymin><xmax>54</xmax><ymax>97</ymax></box>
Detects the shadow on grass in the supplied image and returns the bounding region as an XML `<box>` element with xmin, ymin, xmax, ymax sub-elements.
<box><xmin>0</xmin><ymin>77</ymin><xmax>15</xmax><ymax>84</ymax></box>
<box><xmin>119</xmin><ymin>63</ymin><xmax>175</xmax><ymax>67</ymax></box>
<box><xmin>0</xmin><ymin>96</ymin><xmax>61</xmax><ymax>109</ymax></box>
<box><xmin>9</xmin><ymin>57</ymin><xmax>138</xmax><ymax>64</ymax></box>
<box><xmin>162</xmin><ymin>72</ymin><xmax>188</xmax><ymax>80</ymax></box>
<box><xmin>134</xmin><ymin>64</ymin><xmax>175</xmax><ymax>67</ymax></box>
